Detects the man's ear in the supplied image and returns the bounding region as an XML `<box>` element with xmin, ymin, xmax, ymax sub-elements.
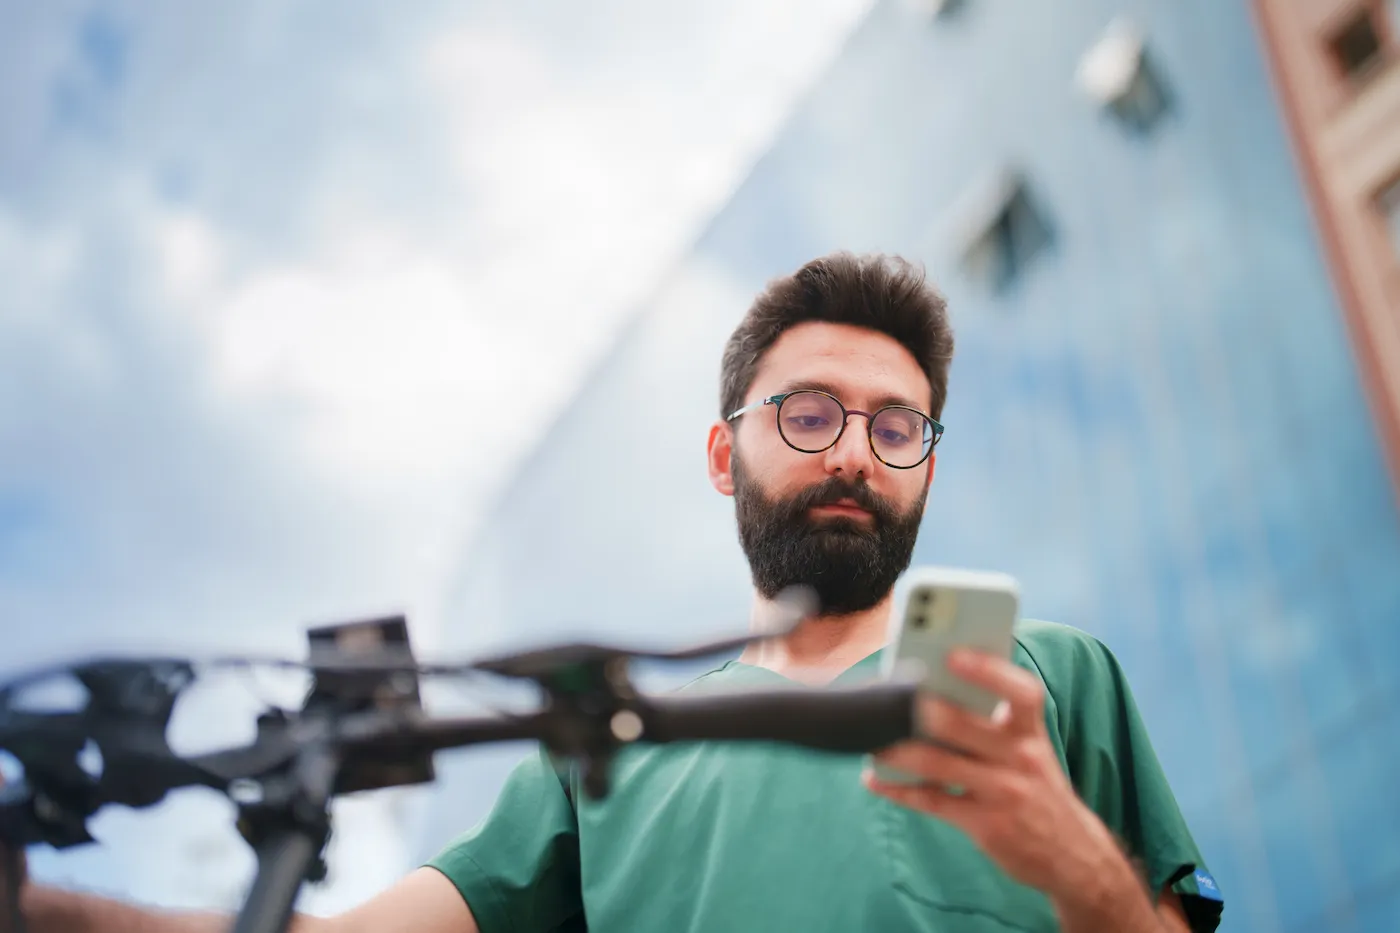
<box><xmin>707</xmin><ymin>421</ymin><xmax>736</xmax><ymax>496</ymax></box>
<box><xmin>925</xmin><ymin>451</ymin><xmax>937</xmax><ymax>489</ymax></box>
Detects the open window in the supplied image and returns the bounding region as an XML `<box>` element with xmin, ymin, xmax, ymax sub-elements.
<box><xmin>913</xmin><ymin>0</ymin><xmax>967</xmax><ymax>18</ymax></box>
<box><xmin>950</xmin><ymin>169</ymin><xmax>1054</xmax><ymax>295</ymax></box>
<box><xmin>1326</xmin><ymin>5</ymin><xmax>1386</xmax><ymax>83</ymax></box>
<box><xmin>1076</xmin><ymin>18</ymin><xmax>1172</xmax><ymax>134</ymax></box>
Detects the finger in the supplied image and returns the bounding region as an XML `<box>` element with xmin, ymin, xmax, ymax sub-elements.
<box><xmin>919</xmin><ymin>696</ymin><xmax>1011</xmax><ymax>763</ymax></box>
<box><xmin>863</xmin><ymin>769</ymin><xmax>979</xmax><ymax>824</ymax></box>
<box><xmin>946</xmin><ymin>649</ymin><xmax>1045</xmax><ymax>735</ymax></box>
<box><xmin>873</xmin><ymin>740</ymin><xmax>1008</xmax><ymax>798</ymax></box>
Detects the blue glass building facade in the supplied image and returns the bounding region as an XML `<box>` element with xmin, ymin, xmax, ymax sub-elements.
<box><xmin>416</xmin><ymin>2</ymin><xmax>1400</xmax><ymax>930</ymax></box>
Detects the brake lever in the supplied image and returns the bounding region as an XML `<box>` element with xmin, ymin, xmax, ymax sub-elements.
<box><xmin>466</xmin><ymin>631</ymin><xmax>759</xmax><ymax>681</ymax></box>
<box><xmin>0</xmin><ymin>656</ymin><xmax>223</xmax><ymax>855</ymax></box>
<box><xmin>470</xmin><ymin>585</ymin><xmax>815</xmax><ymax>682</ymax></box>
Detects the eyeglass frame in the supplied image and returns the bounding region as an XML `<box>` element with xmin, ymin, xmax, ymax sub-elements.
<box><xmin>725</xmin><ymin>389</ymin><xmax>944</xmax><ymax>469</ymax></box>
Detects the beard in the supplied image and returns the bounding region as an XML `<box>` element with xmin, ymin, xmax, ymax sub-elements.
<box><xmin>731</xmin><ymin>454</ymin><xmax>926</xmax><ymax>616</ymax></box>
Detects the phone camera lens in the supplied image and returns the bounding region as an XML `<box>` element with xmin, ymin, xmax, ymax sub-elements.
<box><xmin>911</xmin><ymin>614</ymin><xmax>927</xmax><ymax>629</ymax></box>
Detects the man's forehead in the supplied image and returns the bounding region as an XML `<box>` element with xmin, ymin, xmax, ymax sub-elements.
<box><xmin>752</xmin><ymin>324</ymin><xmax>932</xmax><ymax>409</ymax></box>
<box><xmin>771</xmin><ymin>376</ymin><xmax>926</xmax><ymax>413</ymax></box>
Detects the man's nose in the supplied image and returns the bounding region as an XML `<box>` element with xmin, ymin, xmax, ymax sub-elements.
<box><xmin>822</xmin><ymin>413</ymin><xmax>877</xmax><ymax>478</ymax></box>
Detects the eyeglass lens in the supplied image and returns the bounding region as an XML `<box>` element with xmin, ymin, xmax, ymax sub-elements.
<box><xmin>777</xmin><ymin>391</ymin><xmax>934</xmax><ymax>467</ymax></box>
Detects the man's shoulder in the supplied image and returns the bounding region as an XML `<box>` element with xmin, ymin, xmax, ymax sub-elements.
<box><xmin>678</xmin><ymin>659</ymin><xmax>753</xmax><ymax>691</ymax></box>
<box><xmin>1012</xmin><ymin>616</ymin><xmax>1106</xmax><ymax>653</ymax></box>
<box><xmin>1011</xmin><ymin>618</ymin><xmax>1120</xmax><ymax>686</ymax></box>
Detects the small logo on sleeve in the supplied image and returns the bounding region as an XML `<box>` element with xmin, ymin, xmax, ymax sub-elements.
<box><xmin>1194</xmin><ymin>868</ymin><xmax>1223</xmax><ymax>902</ymax></box>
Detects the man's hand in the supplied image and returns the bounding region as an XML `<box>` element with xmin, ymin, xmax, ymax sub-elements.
<box><xmin>863</xmin><ymin>649</ymin><xmax>1167</xmax><ymax>931</ymax></box>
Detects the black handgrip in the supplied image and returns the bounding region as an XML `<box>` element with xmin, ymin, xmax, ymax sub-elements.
<box><xmin>228</xmin><ymin>829</ymin><xmax>322</xmax><ymax>933</ymax></box>
<box><xmin>640</xmin><ymin>681</ymin><xmax>919</xmax><ymax>754</ymax></box>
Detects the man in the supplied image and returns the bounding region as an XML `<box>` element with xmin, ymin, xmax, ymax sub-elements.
<box><xmin>3</xmin><ymin>252</ymin><xmax>1223</xmax><ymax>932</ymax></box>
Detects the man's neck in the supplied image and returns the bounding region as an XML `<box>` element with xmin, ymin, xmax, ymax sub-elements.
<box><xmin>738</xmin><ymin>593</ymin><xmax>893</xmax><ymax>685</ymax></box>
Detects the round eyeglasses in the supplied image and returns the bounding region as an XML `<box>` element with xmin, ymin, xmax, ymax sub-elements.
<box><xmin>726</xmin><ymin>389</ymin><xmax>943</xmax><ymax>469</ymax></box>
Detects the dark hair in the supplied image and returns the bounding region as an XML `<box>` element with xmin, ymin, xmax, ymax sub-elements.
<box><xmin>719</xmin><ymin>251</ymin><xmax>954</xmax><ymax>420</ymax></box>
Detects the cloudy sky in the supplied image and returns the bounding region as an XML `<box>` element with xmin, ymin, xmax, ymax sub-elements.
<box><xmin>0</xmin><ymin>0</ymin><xmax>872</xmax><ymax>913</ymax></box>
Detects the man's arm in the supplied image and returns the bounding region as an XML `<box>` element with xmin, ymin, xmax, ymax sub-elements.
<box><xmin>14</xmin><ymin>867</ymin><xmax>478</xmax><ymax>933</ymax></box>
<box><xmin>1031</xmin><ymin>832</ymin><xmax>1192</xmax><ymax>933</ymax></box>
<box><xmin>1052</xmin><ymin>879</ymin><xmax>1191</xmax><ymax>932</ymax></box>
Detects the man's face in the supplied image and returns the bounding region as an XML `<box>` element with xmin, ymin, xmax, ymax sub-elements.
<box><xmin>708</xmin><ymin>322</ymin><xmax>936</xmax><ymax>615</ymax></box>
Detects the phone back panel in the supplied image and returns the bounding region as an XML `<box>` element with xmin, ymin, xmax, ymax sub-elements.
<box><xmin>871</xmin><ymin>568</ymin><xmax>1019</xmax><ymax>785</ymax></box>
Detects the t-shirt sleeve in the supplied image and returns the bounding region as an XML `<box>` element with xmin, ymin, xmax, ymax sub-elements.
<box><xmin>425</xmin><ymin>746</ymin><xmax>585</xmax><ymax>933</ymax></box>
<box><xmin>1016</xmin><ymin>622</ymin><xmax>1225</xmax><ymax>933</ymax></box>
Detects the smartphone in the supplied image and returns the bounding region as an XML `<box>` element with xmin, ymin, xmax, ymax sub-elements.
<box><xmin>869</xmin><ymin>566</ymin><xmax>1020</xmax><ymax>785</ymax></box>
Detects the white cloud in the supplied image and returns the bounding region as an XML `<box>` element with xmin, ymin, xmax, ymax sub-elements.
<box><xmin>151</xmin><ymin>210</ymin><xmax>224</xmax><ymax>306</ymax></box>
<box><xmin>1</xmin><ymin>0</ymin><xmax>874</xmax><ymax>913</ymax></box>
<box><xmin>201</xmin><ymin>232</ymin><xmax>528</xmax><ymax>487</ymax></box>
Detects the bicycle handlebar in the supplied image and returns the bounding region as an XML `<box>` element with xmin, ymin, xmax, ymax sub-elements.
<box><xmin>218</xmin><ymin>680</ymin><xmax>921</xmax><ymax>933</ymax></box>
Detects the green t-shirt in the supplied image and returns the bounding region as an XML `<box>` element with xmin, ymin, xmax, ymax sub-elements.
<box><xmin>427</xmin><ymin>620</ymin><xmax>1224</xmax><ymax>932</ymax></box>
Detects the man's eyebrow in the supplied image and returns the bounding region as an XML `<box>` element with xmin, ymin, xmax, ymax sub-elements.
<box><xmin>776</xmin><ymin>379</ymin><xmax>926</xmax><ymax>413</ymax></box>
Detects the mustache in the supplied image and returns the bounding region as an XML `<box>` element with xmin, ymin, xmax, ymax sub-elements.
<box><xmin>785</xmin><ymin>476</ymin><xmax>897</xmax><ymax>522</ymax></box>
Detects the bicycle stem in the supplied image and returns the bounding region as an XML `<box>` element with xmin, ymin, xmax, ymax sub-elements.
<box><xmin>229</xmin><ymin>741</ymin><xmax>340</xmax><ymax>933</ymax></box>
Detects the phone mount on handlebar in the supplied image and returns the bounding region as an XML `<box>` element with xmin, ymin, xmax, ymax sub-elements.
<box><xmin>233</xmin><ymin>614</ymin><xmax>437</xmax><ymax>888</ymax></box>
<box><xmin>303</xmin><ymin>615</ymin><xmax>435</xmax><ymax>795</ymax></box>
